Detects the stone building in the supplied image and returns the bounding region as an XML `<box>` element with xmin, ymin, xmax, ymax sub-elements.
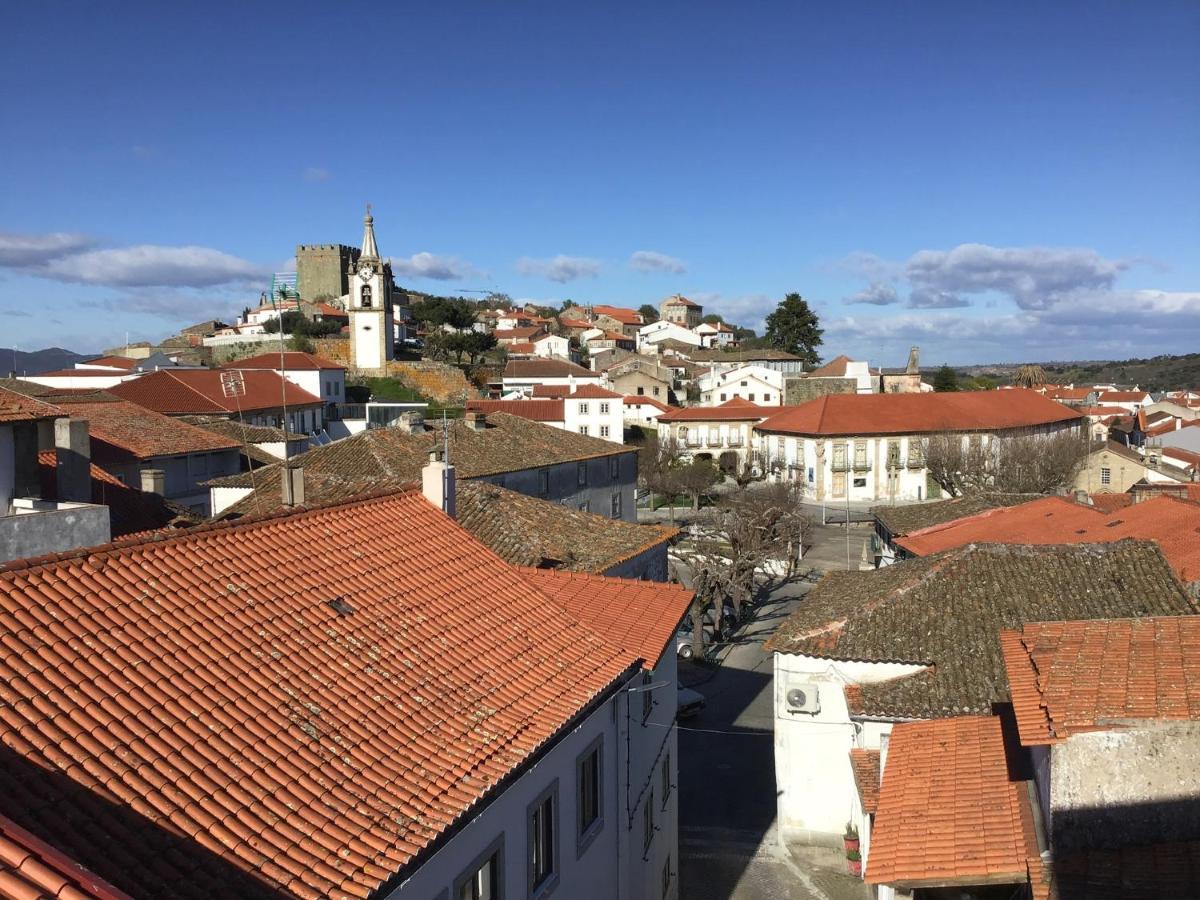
<box><xmin>296</xmin><ymin>243</ymin><xmax>359</xmax><ymax>300</ymax></box>
<box><xmin>659</xmin><ymin>294</ymin><xmax>703</xmax><ymax>328</ymax></box>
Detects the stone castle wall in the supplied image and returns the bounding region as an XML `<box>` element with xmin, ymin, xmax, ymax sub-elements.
<box><xmin>296</xmin><ymin>244</ymin><xmax>359</xmax><ymax>301</ymax></box>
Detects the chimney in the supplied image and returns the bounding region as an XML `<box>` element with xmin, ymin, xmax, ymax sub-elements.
<box><xmin>464</xmin><ymin>410</ymin><xmax>487</xmax><ymax>432</ymax></box>
<box><xmin>1074</xmin><ymin>489</ymin><xmax>1090</xmax><ymax>505</ymax></box>
<box><xmin>281</xmin><ymin>466</ymin><xmax>305</xmax><ymax>506</ymax></box>
<box><xmin>54</xmin><ymin>417</ymin><xmax>92</xmax><ymax>503</ymax></box>
<box><xmin>140</xmin><ymin>468</ymin><xmax>166</xmax><ymax>496</ymax></box>
<box><xmin>906</xmin><ymin>346</ymin><xmax>920</xmax><ymax>375</ymax></box>
<box><xmin>422</xmin><ymin>450</ymin><xmax>456</xmax><ymax>518</ymax></box>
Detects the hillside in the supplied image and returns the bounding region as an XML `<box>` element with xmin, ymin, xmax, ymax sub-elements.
<box><xmin>0</xmin><ymin>346</ymin><xmax>94</xmax><ymax>376</ymax></box>
<box><xmin>960</xmin><ymin>352</ymin><xmax>1200</xmax><ymax>392</ymax></box>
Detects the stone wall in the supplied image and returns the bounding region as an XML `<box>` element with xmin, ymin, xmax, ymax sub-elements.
<box><xmin>296</xmin><ymin>244</ymin><xmax>358</xmax><ymax>301</ymax></box>
<box><xmin>383</xmin><ymin>361</ymin><xmax>478</xmax><ymax>405</ymax></box>
<box><xmin>784</xmin><ymin>377</ymin><xmax>856</xmax><ymax>405</ymax></box>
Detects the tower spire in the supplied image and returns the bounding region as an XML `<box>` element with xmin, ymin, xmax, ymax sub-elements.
<box><xmin>361</xmin><ymin>203</ymin><xmax>380</xmax><ymax>260</ymax></box>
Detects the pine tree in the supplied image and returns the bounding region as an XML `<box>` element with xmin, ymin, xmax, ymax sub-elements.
<box><xmin>763</xmin><ymin>293</ymin><xmax>823</xmax><ymax>367</ymax></box>
<box><xmin>933</xmin><ymin>364</ymin><xmax>960</xmax><ymax>392</ymax></box>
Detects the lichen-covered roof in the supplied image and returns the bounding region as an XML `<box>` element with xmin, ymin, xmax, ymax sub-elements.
<box><xmin>873</xmin><ymin>493</ymin><xmax>1039</xmax><ymax>537</ymax></box>
<box><xmin>765</xmin><ymin>542</ymin><xmax>1195</xmax><ymax>719</ymax></box>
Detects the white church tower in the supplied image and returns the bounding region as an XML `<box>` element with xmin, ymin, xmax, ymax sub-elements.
<box><xmin>348</xmin><ymin>205</ymin><xmax>394</xmax><ymax>373</ymax></box>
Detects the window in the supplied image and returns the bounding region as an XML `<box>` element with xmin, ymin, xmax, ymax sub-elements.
<box><xmin>740</xmin><ymin>380</ymin><xmax>747</xmax><ymax>387</ymax></box>
<box><xmin>611</xmin><ymin>492</ymin><xmax>621</xmax><ymax>517</ymax></box>
<box><xmin>528</xmin><ymin>784</ymin><xmax>558</xmax><ymax>896</ymax></box>
<box><xmin>887</xmin><ymin>440</ymin><xmax>901</xmax><ymax>467</ymax></box>
<box><xmin>637</xmin><ymin>386</ymin><xmax>645</xmax><ymax>395</ymax></box>
<box><xmin>576</xmin><ymin>738</ymin><xmax>603</xmax><ymax>856</ymax></box>
<box><xmin>578</xmin><ymin>425</ymin><xmax>589</xmax><ymax>436</ymax></box>
<box><xmin>361</xmin><ymin>284</ymin><xmax>373</xmax><ymax>308</ymax></box>
<box><xmin>763</xmin><ymin>393</ymin><xmax>771</xmax><ymax>402</ymax></box>
<box><xmin>539</xmin><ymin>468</ymin><xmax>550</xmax><ymax>497</ymax></box>
<box><xmin>853</xmin><ymin>440</ymin><xmax>867</xmax><ymax>468</ymax></box>
<box><xmin>600</xmin><ymin>425</ymin><xmax>610</xmax><ymax>438</ymax></box>
<box><xmin>719</xmin><ymin>393</ymin><xmax>727</xmax><ymax>402</ymax></box>
<box><xmin>641</xmin><ymin>671</ymin><xmax>653</xmax><ymax>722</ymax></box>
<box><xmin>832</xmin><ymin>442</ymin><xmax>847</xmax><ymax>470</ymax></box>
<box><xmin>455</xmin><ymin>836</ymin><xmax>504</xmax><ymax>900</ymax></box>
<box><xmin>661</xmin><ymin>752</ymin><xmax>671</xmax><ymax>806</ymax></box>
<box><xmin>748</xmin><ymin>394</ymin><xmax>755</xmax><ymax>402</ymax></box>
<box><xmin>661</xmin><ymin>856</ymin><xmax>671</xmax><ymax>899</ymax></box>
<box><xmin>577</xmin><ymin>462</ymin><xmax>588</xmax><ymax>486</ymax></box>
<box><xmin>579</xmin><ymin>402</ymin><xmax>590</xmax><ymax>415</ymax></box>
<box><xmin>1101</xmin><ymin>466</ymin><xmax>1111</xmax><ymax>485</ymax></box>
<box><xmin>609</xmin><ymin>456</ymin><xmax>619</xmax><ymax>480</ymax></box>
<box><xmin>643</xmin><ymin>788</ymin><xmax>655</xmax><ymax>852</ymax></box>
<box><xmin>599</xmin><ymin>402</ymin><xmax>609</xmax><ymax>415</ymax></box>
<box><xmin>652</xmin><ymin>386</ymin><xmax>660</xmax><ymax>397</ymax></box>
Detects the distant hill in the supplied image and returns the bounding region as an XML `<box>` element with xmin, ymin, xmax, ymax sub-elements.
<box><xmin>959</xmin><ymin>352</ymin><xmax>1200</xmax><ymax>392</ymax></box>
<box><xmin>0</xmin><ymin>347</ymin><xmax>94</xmax><ymax>377</ymax></box>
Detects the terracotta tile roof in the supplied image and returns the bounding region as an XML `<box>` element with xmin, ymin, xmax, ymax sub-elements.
<box><xmin>1075</xmin><ymin>405</ymin><xmax>1132</xmax><ymax>417</ymax></box>
<box><xmin>689</xmin><ymin>348</ymin><xmax>801</xmax><ymax>363</ymax></box>
<box><xmin>585</xmin><ymin>330</ymin><xmax>632</xmax><ymax>343</ymax></box>
<box><xmin>1045</xmin><ymin>387</ymin><xmax>1096</xmax><ymax>402</ymax></box>
<box><xmin>493</xmin><ymin>327</ymin><xmax>544</xmax><ymax>341</ymax></box>
<box><xmin>502</xmin><ymin>359</ymin><xmax>596</xmax><ymax>379</ymax></box>
<box><xmin>872</xmin><ymin>494</ymin><xmax>1038</xmax><ymax>537</ymax></box>
<box><xmin>221</xmin><ymin>352</ymin><xmax>344</xmax><ymax>371</ymax></box>
<box><xmin>557</xmin><ymin>318</ymin><xmax>592</xmax><ymax>329</ymax></box>
<box><xmin>756</xmin><ymin>389</ymin><xmax>1083</xmax><ymax>437</ymax></box>
<box><xmin>568</xmin><ymin>384</ymin><xmax>622</xmax><ymax>400</ymax></box>
<box><xmin>656</xmin><ymin>397</ymin><xmax>770</xmax><ymax>423</ymax></box>
<box><xmin>80</xmin><ymin>355</ymin><xmax>137</xmax><ymax>370</ymax></box>
<box><xmin>0</xmin><ymin>490</ymin><xmax>644</xmax><ymax>897</ymax></box>
<box><xmin>1088</xmin><ymin>492</ymin><xmax>1134</xmax><ymax>513</ymax></box>
<box><xmin>466</xmin><ymin>399</ymin><xmax>564</xmax><ymax>423</ymax></box>
<box><xmin>456</xmin><ymin>481</ymin><xmax>676</xmax><ymax>574</ymax></box>
<box><xmin>47</xmin><ymin>396</ymin><xmax>239</xmax><ymax>460</ymax></box>
<box><xmin>591</xmin><ymin>305</ymin><xmax>642</xmax><ymax>325</ymax></box>
<box><xmin>624</xmin><ymin>396</ymin><xmax>673</xmax><ymax>413</ymax></box>
<box><xmin>896</xmin><ymin>495</ymin><xmax>1200</xmax><ymax>583</ymax></box>
<box><xmin>1097</xmin><ymin>390</ymin><xmax>1150</xmax><ymax>403</ymax></box>
<box><xmin>662</xmin><ymin>295</ymin><xmax>699</xmax><ymax>308</ymax></box>
<box><xmin>531</xmin><ymin>384</ymin><xmax>571</xmax><ymax>398</ymax></box>
<box><xmin>805</xmin><ymin>354</ymin><xmax>854</xmax><ymax>377</ymax></box>
<box><xmin>178</xmin><ymin>415</ymin><xmax>306</xmax><ymax>444</ymax></box>
<box><xmin>519</xmin><ymin>568</ymin><xmax>692</xmax><ymax>670</ymax></box>
<box><xmin>0</xmin><ymin>811</ymin><xmax>131</xmax><ymax>900</ymax></box>
<box><xmin>764</xmin><ymin>542</ymin><xmax>1195</xmax><ymax>719</ymax></box>
<box><xmin>1000</xmin><ymin>616</ymin><xmax>1200</xmax><ymax>746</ymax></box>
<box><xmin>848</xmin><ymin>748</ymin><xmax>880</xmax><ymax>814</ymax></box>
<box><xmin>109</xmin><ymin>369</ymin><xmax>322</xmax><ymax>415</ymax></box>
<box><xmin>0</xmin><ymin>388</ymin><xmax>61</xmax><ymax>424</ymax></box>
<box><xmin>866</xmin><ymin>716</ymin><xmax>1037</xmax><ymax>888</ymax></box>
<box><xmin>210</xmin><ymin>412</ymin><xmax>628</xmax><ymax>518</ymax></box>
<box><xmin>1163</xmin><ymin>446</ymin><xmax>1200</xmax><ymax>470</ymax></box>
<box><xmin>505</xmin><ymin>341</ymin><xmax>535</xmax><ymax>354</ymax></box>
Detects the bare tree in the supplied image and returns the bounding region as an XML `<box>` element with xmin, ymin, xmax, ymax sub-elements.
<box><xmin>636</xmin><ymin>431</ymin><xmax>684</xmax><ymax>521</ymax></box>
<box><xmin>677</xmin><ymin>458</ymin><xmax>722</xmax><ymax>511</ymax></box>
<box><xmin>923</xmin><ymin>429</ymin><xmax>1088</xmax><ymax>497</ymax></box>
<box><xmin>676</xmin><ymin>483</ymin><xmax>812</xmax><ymax>650</ymax></box>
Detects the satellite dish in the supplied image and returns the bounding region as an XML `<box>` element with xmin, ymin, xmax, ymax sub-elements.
<box><xmin>786</xmin><ymin>688</ymin><xmax>808</xmax><ymax>708</ymax></box>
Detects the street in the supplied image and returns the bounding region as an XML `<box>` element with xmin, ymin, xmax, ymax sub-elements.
<box><xmin>674</xmin><ymin>520</ymin><xmax>874</xmax><ymax>900</ymax></box>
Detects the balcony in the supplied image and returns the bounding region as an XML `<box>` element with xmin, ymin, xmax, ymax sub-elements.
<box><xmin>906</xmin><ymin>456</ymin><xmax>925</xmax><ymax>469</ymax></box>
<box><xmin>852</xmin><ymin>459</ymin><xmax>871</xmax><ymax>472</ymax></box>
<box><xmin>831</xmin><ymin>459</ymin><xmax>850</xmax><ymax>473</ymax></box>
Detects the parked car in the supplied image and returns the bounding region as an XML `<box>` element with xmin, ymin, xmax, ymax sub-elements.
<box><xmin>677</xmin><ymin>685</ymin><xmax>706</xmax><ymax>719</ymax></box>
<box><xmin>676</xmin><ymin>622</ymin><xmax>705</xmax><ymax>659</ymax></box>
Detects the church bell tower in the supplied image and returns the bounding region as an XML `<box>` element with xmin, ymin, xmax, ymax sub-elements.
<box><xmin>348</xmin><ymin>205</ymin><xmax>394</xmax><ymax>373</ymax></box>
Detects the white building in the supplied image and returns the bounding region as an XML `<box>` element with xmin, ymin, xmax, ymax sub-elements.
<box><xmin>801</xmin><ymin>354</ymin><xmax>877</xmax><ymax>394</ymax></box>
<box><xmin>533</xmin><ymin>332</ymin><xmax>571</xmax><ymax>358</ymax></box>
<box><xmin>753</xmin><ymin>389</ymin><xmax>1085</xmax><ymax>503</ymax></box>
<box><xmin>637</xmin><ymin>320</ymin><xmax>701</xmax><ymax>352</ymax></box>
<box><xmin>348</xmin><ymin>207</ymin><xmax>395</xmax><ymax>373</ymax></box>
<box><xmin>655</xmin><ymin>398</ymin><xmax>773</xmax><ymax>473</ymax></box>
<box><xmin>696</xmin><ymin>364</ymin><xmax>784</xmax><ymax>406</ymax></box>
<box><xmin>623</xmin><ymin>396</ymin><xmax>674</xmax><ymax>428</ymax></box>
<box><xmin>223</xmin><ymin>351</ymin><xmax>346</xmax><ymax>410</ymax></box>
<box><xmin>468</xmin><ymin>385</ymin><xmax>625</xmax><ymax>443</ymax></box>
<box><xmin>693</xmin><ymin>320</ymin><xmax>736</xmax><ymax>348</ymax></box>
<box><xmin>501</xmin><ymin>358</ymin><xmax>603</xmax><ymax>396</ymax></box>
<box><xmin>1095</xmin><ymin>389</ymin><xmax>1154</xmax><ymax>413</ymax></box>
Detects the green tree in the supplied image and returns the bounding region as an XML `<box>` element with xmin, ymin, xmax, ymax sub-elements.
<box><xmin>933</xmin><ymin>365</ymin><xmax>960</xmax><ymax>392</ymax></box>
<box><xmin>763</xmin><ymin>293</ymin><xmax>823</xmax><ymax>367</ymax></box>
<box><xmin>413</xmin><ymin>298</ymin><xmax>477</xmax><ymax>332</ymax></box>
<box><xmin>638</xmin><ymin>304</ymin><xmax>660</xmax><ymax>324</ymax></box>
<box><xmin>701</xmin><ymin>313</ymin><xmax>725</xmax><ymax>324</ymax></box>
<box><xmin>288</xmin><ymin>333</ymin><xmax>316</xmax><ymax>354</ymax></box>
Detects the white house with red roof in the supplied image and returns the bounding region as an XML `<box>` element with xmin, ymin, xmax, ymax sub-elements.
<box><xmin>693</xmin><ymin>320</ymin><xmax>736</xmax><ymax>348</ymax></box>
<box><xmin>1095</xmin><ymin>388</ymin><xmax>1153</xmax><ymax>413</ymax></box>
<box><xmin>655</xmin><ymin>398</ymin><xmax>773</xmax><ymax>473</ymax></box>
<box><xmin>222</xmin><ymin>351</ymin><xmax>346</xmax><ymax>409</ymax></box>
<box><xmin>469</xmin><ymin>385</ymin><xmax>625</xmax><ymax>443</ymax></box>
<box><xmin>754</xmin><ymin>389</ymin><xmax>1085</xmax><ymax>503</ymax></box>
<box><xmin>695</xmin><ymin>364</ymin><xmax>784</xmax><ymax>406</ymax></box>
<box><xmin>637</xmin><ymin>320</ymin><xmax>701</xmax><ymax>352</ymax></box>
<box><xmin>623</xmin><ymin>396</ymin><xmax>674</xmax><ymax>428</ymax></box>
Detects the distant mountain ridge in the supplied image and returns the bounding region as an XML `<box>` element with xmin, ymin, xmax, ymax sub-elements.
<box><xmin>958</xmin><ymin>351</ymin><xmax>1200</xmax><ymax>392</ymax></box>
<box><xmin>0</xmin><ymin>347</ymin><xmax>95</xmax><ymax>377</ymax></box>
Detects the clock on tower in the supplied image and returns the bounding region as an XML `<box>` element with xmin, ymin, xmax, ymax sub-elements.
<box><xmin>347</xmin><ymin>206</ymin><xmax>394</xmax><ymax>372</ymax></box>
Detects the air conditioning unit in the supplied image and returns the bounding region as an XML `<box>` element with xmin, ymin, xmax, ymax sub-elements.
<box><xmin>784</xmin><ymin>681</ymin><xmax>820</xmax><ymax>715</ymax></box>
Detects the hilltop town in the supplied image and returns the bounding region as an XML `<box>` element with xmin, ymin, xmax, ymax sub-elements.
<box><xmin>2</xmin><ymin>205</ymin><xmax>1198</xmax><ymax>900</ymax></box>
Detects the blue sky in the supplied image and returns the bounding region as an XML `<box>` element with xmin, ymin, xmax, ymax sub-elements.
<box><xmin>2</xmin><ymin>1</ymin><xmax>1197</xmax><ymax>365</ymax></box>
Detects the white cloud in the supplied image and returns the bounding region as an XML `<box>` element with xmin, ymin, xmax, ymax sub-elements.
<box><xmin>629</xmin><ymin>250</ymin><xmax>687</xmax><ymax>275</ymax></box>
<box><xmin>689</xmin><ymin>291</ymin><xmax>775</xmax><ymax>331</ymax></box>
<box><xmin>905</xmin><ymin>244</ymin><xmax>1128</xmax><ymax>310</ymax></box>
<box><xmin>907</xmin><ymin>287</ymin><xmax>969</xmax><ymax>309</ymax></box>
<box><xmin>0</xmin><ymin>231</ymin><xmax>269</xmax><ymax>289</ymax></box>
<box><xmin>845</xmin><ymin>282</ymin><xmax>899</xmax><ymax>306</ymax></box>
<box><xmin>389</xmin><ymin>252</ymin><xmax>480</xmax><ymax>281</ymax></box>
<box><xmin>44</xmin><ymin>245</ymin><xmax>268</xmax><ymax>288</ymax></box>
<box><xmin>303</xmin><ymin>166</ymin><xmax>331</xmax><ymax>182</ymax></box>
<box><xmin>516</xmin><ymin>255</ymin><xmax>602</xmax><ymax>283</ymax></box>
<box><xmin>0</xmin><ymin>232</ymin><xmax>97</xmax><ymax>268</ymax></box>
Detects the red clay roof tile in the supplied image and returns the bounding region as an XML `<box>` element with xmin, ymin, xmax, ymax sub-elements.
<box><xmin>0</xmin><ymin>489</ymin><xmax>684</xmax><ymax>897</ymax></box>
<box><xmin>110</xmin><ymin>369</ymin><xmax>322</xmax><ymax>415</ymax></box>
<box><xmin>849</xmin><ymin>748</ymin><xmax>880</xmax><ymax>814</ymax></box>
